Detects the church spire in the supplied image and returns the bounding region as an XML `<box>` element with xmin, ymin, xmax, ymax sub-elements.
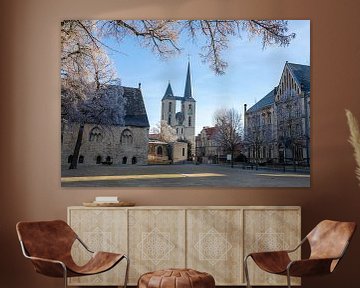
<box><xmin>184</xmin><ymin>61</ymin><xmax>192</xmax><ymax>99</ymax></box>
<box><xmin>162</xmin><ymin>82</ymin><xmax>174</xmax><ymax>100</ymax></box>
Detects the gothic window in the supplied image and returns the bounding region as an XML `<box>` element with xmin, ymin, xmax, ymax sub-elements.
<box><xmin>79</xmin><ymin>155</ymin><xmax>84</xmax><ymax>163</ymax></box>
<box><xmin>96</xmin><ymin>156</ymin><xmax>102</xmax><ymax>164</ymax></box>
<box><xmin>122</xmin><ymin>156</ymin><xmax>127</xmax><ymax>164</ymax></box>
<box><xmin>169</xmin><ymin>102</ymin><xmax>172</xmax><ymax>112</ymax></box>
<box><xmin>89</xmin><ymin>127</ymin><xmax>102</xmax><ymax>142</ymax></box>
<box><xmin>121</xmin><ymin>129</ymin><xmax>133</xmax><ymax>145</ymax></box>
<box><xmin>157</xmin><ymin>146</ymin><xmax>163</xmax><ymax>156</ymax></box>
<box><xmin>188</xmin><ymin>116</ymin><xmax>192</xmax><ymax>127</ymax></box>
<box><xmin>168</xmin><ymin>114</ymin><xmax>171</xmax><ymax>125</ymax></box>
<box><xmin>132</xmin><ymin>157</ymin><xmax>137</xmax><ymax>164</ymax></box>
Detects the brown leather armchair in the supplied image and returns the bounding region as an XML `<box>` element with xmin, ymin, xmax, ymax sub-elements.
<box><xmin>16</xmin><ymin>220</ymin><xmax>129</xmax><ymax>288</ymax></box>
<box><xmin>244</xmin><ymin>220</ymin><xmax>356</xmax><ymax>288</ymax></box>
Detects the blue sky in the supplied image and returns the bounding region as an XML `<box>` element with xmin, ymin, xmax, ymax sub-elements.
<box><xmin>105</xmin><ymin>20</ymin><xmax>310</xmax><ymax>134</ymax></box>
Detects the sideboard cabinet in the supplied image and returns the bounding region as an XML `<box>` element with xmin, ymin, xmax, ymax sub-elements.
<box><xmin>67</xmin><ymin>206</ymin><xmax>301</xmax><ymax>286</ymax></box>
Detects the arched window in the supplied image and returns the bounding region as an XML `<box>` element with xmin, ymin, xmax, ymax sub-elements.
<box><xmin>168</xmin><ymin>102</ymin><xmax>172</xmax><ymax>112</ymax></box>
<box><xmin>96</xmin><ymin>156</ymin><xmax>102</xmax><ymax>164</ymax></box>
<box><xmin>122</xmin><ymin>156</ymin><xmax>127</xmax><ymax>164</ymax></box>
<box><xmin>157</xmin><ymin>146</ymin><xmax>163</xmax><ymax>156</ymax></box>
<box><xmin>132</xmin><ymin>157</ymin><xmax>137</xmax><ymax>164</ymax></box>
<box><xmin>89</xmin><ymin>127</ymin><xmax>102</xmax><ymax>142</ymax></box>
<box><xmin>79</xmin><ymin>155</ymin><xmax>84</xmax><ymax>163</ymax></box>
<box><xmin>188</xmin><ymin>116</ymin><xmax>192</xmax><ymax>127</ymax></box>
<box><xmin>67</xmin><ymin>155</ymin><xmax>73</xmax><ymax>163</ymax></box>
<box><xmin>121</xmin><ymin>129</ymin><xmax>133</xmax><ymax>145</ymax></box>
<box><xmin>106</xmin><ymin>156</ymin><xmax>112</xmax><ymax>162</ymax></box>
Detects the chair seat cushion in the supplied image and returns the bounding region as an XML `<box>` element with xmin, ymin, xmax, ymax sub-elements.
<box><xmin>138</xmin><ymin>268</ymin><xmax>215</xmax><ymax>288</ymax></box>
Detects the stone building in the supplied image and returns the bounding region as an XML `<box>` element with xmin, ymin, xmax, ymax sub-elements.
<box><xmin>244</xmin><ymin>62</ymin><xmax>310</xmax><ymax>165</ymax></box>
<box><xmin>61</xmin><ymin>86</ymin><xmax>150</xmax><ymax>166</ymax></box>
<box><xmin>195</xmin><ymin>126</ymin><xmax>223</xmax><ymax>164</ymax></box>
<box><xmin>148</xmin><ymin>134</ymin><xmax>188</xmax><ymax>164</ymax></box>
<box><xmin>244</xmin><ymin>89</ymin><xmax>277</xmax><ymax>164</ymax></box>
<box><xmin>161</xmin><ymin>62</ymin><xmax>196</xmax><ymax>155</ymax></box>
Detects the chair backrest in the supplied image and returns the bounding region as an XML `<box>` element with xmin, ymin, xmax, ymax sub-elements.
<box><xmin>16</xmin><ymin>220</ymin><xmax>77</xmax><ymax>261</ymax></box>
<box><xmin>307</xmin><ymin>220</ymin><xmax>356</xmax><ymax>261</ymax></box>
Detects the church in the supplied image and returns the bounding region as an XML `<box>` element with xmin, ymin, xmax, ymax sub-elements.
<box><xmin>61</xmin><ymin>85</ymin><xmax>150</xmax><ymax>166</ymax></box>
<box><xmin>161</xmin><ymin>62</ymin><xmax>196</xmax><ymax>155</ymax></box>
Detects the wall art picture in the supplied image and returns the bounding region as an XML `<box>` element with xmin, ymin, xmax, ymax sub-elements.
<box><xmin>61</xmin><ymin>20</ymin><xmax>310</xmax><ymax>187</ymax></box>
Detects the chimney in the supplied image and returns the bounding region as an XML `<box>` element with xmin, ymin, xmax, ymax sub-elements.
<box><xmin>138</xmin><ymin>82</ymin><xmax>141</xmax><ymax>89</ymax></box>
<box><xmin>244</xmin><ymin>104</ymin><xmax>247</xmax><ymax>113</ymax></box>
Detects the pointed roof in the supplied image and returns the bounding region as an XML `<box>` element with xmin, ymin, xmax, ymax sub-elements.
<box><xmin>184</xmin><ymin>61</ymin><xmax>193</xmax><ymax>99</ymax></box>
<box><xmin>122</xmin><ymin>86</ymin><xmax>150</xmax><ymax>127</ymax></box>
<box><xmin>286</xmin><ymin>62</ymin><xmax>310</xmax><ymax>93</ymax></box>
<box><xmin>162</xmin><ymin>82</ymin><xmax>175</xmax><ymax>100</ymax></box>
<box><xmin>246</xmin><ymin>88</ymin><xmax>277</xmax><ymax>113</ymax></box>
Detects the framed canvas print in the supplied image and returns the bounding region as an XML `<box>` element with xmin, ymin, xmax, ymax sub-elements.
<box><xmin>61</xmin><ymin>20</ymin><xmax>310</xmax><ymax>187</ymax></box>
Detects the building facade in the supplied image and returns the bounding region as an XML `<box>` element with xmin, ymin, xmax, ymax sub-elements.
<box><xmin>244</xmin><ymin>62</ymin><xmax>310</xmax><ymax>166</ymax></box>
<box><xmin>161</xmin><ymin>62</ymin><xmax>196</xmax><ymax>155</ymax></box>
<box><xmin>61</xmin><ymin>86</ymin><xmax>150</xmax><ymax>166</ymax></box>
<box><xmin>148</xmin><ymin>134</ymin><xmax>188</xmax><ymax>164</ymax></box>
<box><xmin>195</xmin><ymin>126</ymin><xmax>223</xmax><ymax>164</ymax></box>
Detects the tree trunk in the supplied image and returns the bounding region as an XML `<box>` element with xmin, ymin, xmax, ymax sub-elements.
<box><xmin>231</xmin><ymin>150</ymin><xmax>234</xmax><ymax>168</ymax></box>
<box><xmin>69</xmin><ymin>124</ymin><xmax>85</xmax><ymax>169</ymax></box>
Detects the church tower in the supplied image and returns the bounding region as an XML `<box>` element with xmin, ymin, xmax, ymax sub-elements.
<box><xmin>161</xmin><ymin>82</ymin><xmax>176</xmax><ymax>126</ymax></box>
<box><xmin>160</xmin><ymin>61</ymin><xmax>196</xmax><ymax>155</ymax></box>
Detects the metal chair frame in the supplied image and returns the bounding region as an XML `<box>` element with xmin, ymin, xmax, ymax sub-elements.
<box><xmin>244</xmin><ymin>236</ymin><xmax>350</xmax><ymax>288</ymax></box>
<box><xmin>18</xmin><ymin>230</ymin><xmax>129</xmax><ymax>288</ymax></box>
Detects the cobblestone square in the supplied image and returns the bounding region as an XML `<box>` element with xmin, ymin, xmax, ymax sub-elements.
<box><xmin>61</xmin><ymin>164</ymin><xmax>310</xmax><ymax>187</ymax></box>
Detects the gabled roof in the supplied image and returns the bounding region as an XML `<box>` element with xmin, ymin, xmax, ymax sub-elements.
<box><xmin>122</xmin><ymin>86</ymin><xmax>150</xmax><ymax>127</ymax></box>
<box><xmin>287</xmin><ymin>62</ymin><xmax>310</xmax><ymax>93</ymax></box>
<box><xmin>246</xmin><ymin>88</ymin><xmax>276</xmax><ymax>113</ymax></box>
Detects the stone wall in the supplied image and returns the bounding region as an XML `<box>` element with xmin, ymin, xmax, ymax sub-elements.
<box><xmin>61</xmin><ymin>123</ymin><xmax>149</xmax><ymax>165</ymax></box>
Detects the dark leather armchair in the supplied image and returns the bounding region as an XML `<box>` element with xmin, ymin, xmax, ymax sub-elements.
<box><xmin>16</xmin><ymin>220</ymin><xmax>129</xmax><ymax>288</ymax></box>
<box><xmin>244</xmin><ymin>220</ymin><xmax>356</xmax><ymax>288</ymax></box>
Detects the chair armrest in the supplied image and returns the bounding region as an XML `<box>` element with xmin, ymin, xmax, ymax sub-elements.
<box><xmin>25</xmin><ymin>255</ymin><xmax>67</xmax><ymax>278</ymax></box>
<box><xmin>19</xmin><ymin>240</ymin><xmax>67</xmax><ymax>277</ymax></box>
<box><xmin>287</xmin><ymin>258</ymin><xmax>336</xmax><ymax>277</ymax></box>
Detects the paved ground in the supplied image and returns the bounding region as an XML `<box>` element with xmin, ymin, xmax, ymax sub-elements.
<box><xmin>61</xmin><ymin>164</ymin><xmax>310</xmax><ymax>187</ymax></box>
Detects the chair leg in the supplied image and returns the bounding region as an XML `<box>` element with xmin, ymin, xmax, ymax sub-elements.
<box><xmin>244</xmin><ymin>255</ymin><xmax>252</xmax><ymax>288</ymax></box>
<box><xmin>286</xmin><ymin>269</ymin><xmax>292</xmax><ymax>288</ymax></box>
<box><xmin>62</xmin><ymin>264</ymin><xmax>68</xmax><ymax>288</ymax></box>
<box><xmin>123</xmin><ymin>255</ymin><xmax>130</xmax><ymax>288</ymax></box>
